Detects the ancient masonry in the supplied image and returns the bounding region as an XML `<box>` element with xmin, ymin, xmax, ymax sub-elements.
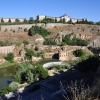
<box><xmin>0</xmin><ymin>46</ymin><xmax>15</xmax><ymax>54</ymax></box>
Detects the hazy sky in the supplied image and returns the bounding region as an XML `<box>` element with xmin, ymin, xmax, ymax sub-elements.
<box><xmin>0</xmin><ymin>0</ymin><xmax>100</xmax><ymax>22</ymax></box>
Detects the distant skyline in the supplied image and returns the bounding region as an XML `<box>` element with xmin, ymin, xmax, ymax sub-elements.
<box><xmin>0</xmin><ymin>0</ymin><xmax>100</xmax><ymax>22</ymax></box>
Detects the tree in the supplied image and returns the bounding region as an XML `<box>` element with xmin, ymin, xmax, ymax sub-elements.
<box><xmin>73</xmin><ymin>49</ymin><xmax>85</xmax><ymax>57</ymax></box>
<box><xmin>1</xmin><ymin>18</ymin><xmax>4</xmax><ymax>23</ymax></box>
<box><xmin>67</xmin><ymin>19</ymin><xmax>72</xmax><ymax>24</ymax></box>
<box><xmin>25</xmin><ymin>70</ymin><xmax>34</xmax><ymax>83</ymax></box>
<box><xmin>15</xmin><ymin>18</ymin><xmax>20</xmax><ymax>23</ymax></box>
<box><xmin>28</xmin><ymin>26</ymin><xmax>51</xmax><ymax>37</ymax></box>
<box><xmin>5</xmin><ymin>53</ymin><xmax>14</xmax><ymax>62</ymax></box>
<box><xmin>75</xmin><ymin>55</ymin><xmax>100</xmax><ymax>75</ymax></box>
<box><xmin>23</xmin><ymin>18</ymin><xmax>27</xmax><ymax>23</ymax></box>
<box><xmin>8</xmin><ymin>18</ymin><xmax>11</xmax><ymax>22</ymax></box>
<box><xmin>63</xmin><ymin>18</ymin><xmax>66</xmax><ymax>23</ymax></box>
<box><xmin>35</xmin><ymin>65</ymin><xmax>48</xmax><ymax>80</ymax></box>
<box><xmin>28</xmin><ymin>17</ymin><xmax>34</xmax><ymax>24</ymax></box>
<box><xmin>55</xmin><ymin>18</ymin><xmax>57</xmax><ymax>23</ymax></box>
<box><xmin>13</xmin><ymin>75</ymin><xmax>22</xmax><ymax>83</ymax></box>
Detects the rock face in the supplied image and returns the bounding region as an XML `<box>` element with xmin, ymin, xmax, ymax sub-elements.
<box><xmin>89</xmin><ymin>38</ymin><xmax>100</xmax><ymax>47</ymax></box>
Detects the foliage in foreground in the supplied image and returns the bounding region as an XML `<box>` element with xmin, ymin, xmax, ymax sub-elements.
<box><xmin>0</xmin><ymin>86</ymin><xmax>12</xmax><ymax>96</ymax></box>
<box><xmin>60</xmin><ymin>80</ymin><xmax>99</xmax><ymax>100</ymax></box>
<box><xmin>13</xmin><ymin>63</ymin><xmax>48</xmax><ymax>84</ymax></box>
<box><xmin>75</xmin><ymin>55</ymin><xmax>100</xmax><ymax>74</ymax></box>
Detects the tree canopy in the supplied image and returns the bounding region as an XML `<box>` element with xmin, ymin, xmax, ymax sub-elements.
<box><xmin>28</xmin><ymin>25</ymin><xmax>51</xmax><ymax>37</ymax></box>
<box><xmin>62</xmin><ymin>34</ymin><xmax>88</xmax><ymax>46</ymax></box>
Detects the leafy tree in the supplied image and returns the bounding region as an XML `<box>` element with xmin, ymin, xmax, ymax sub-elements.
<box><xmin>73</xmin><ymin>49</ymin><xmax>85</xmax><ymax>57</ymax></box>
<box><xmin>35</xmin><ymin>65</ymin><xmax>48</xmax><ymax>79</ymax></box>
<box><xmin>62</xmin><ymin>34</ymin><xmax>88</xmax><ymax>46</ymax></box>
<box><xmin>43</xmin><ymin>38</ymin><xmax>57</xmax><ymax>45</ymax></box>
<box><xmin>75</xmin><ymin>55</ymin><xmax>100</xmax><ymax>75</ymax></box>
<box><xmin>25</xmin><ymin>70</ymin><xmax>34</xmax><ymax>83</ymax></box>
<box><xmin>63</xmin><ymin>18</ymin><xmax>66</xmax><ymax>23</ymax></box>
<box><xmin>9</xmin><ymin>82</ymin><xmax>20</xmax><ymax>91</ymax></box>
<box><xmin>67</xmin><ymin>19</ymin><xmax>72</xmax><ymax>24</ymax></box>
<box><xmin>1</xmin><ymin>18</ymin><xmax>4</xmax><ymax>22</ymax></box>
<box><xmin>13</xmin><ymin>75</ymin><xmax>22</xmax><ymax>83</ymax></box>
<box><xmin>5</xmin><ymin>53</ymin><xmax>14</xmax><ymax>62</ymax></box>
<box><xmin>28</xmin><ymin>26</ymin><xmax>51</xmax><ymax>37</ymax></box>
<box><xmin>24</xmin><ymin>48</ymin><xmax>36</xmax><ymax>60</ymax></box>
<box><xmin>23</xmin><ymin>18</ymin><xmax>28</xmax><ymax>23</ymax></box>
<box><xmin>28</xmin><ymin>17</ymin><xmax>34</xmax><ymax>24</ymax></box>
<box><xmin>15</xmin><ymin>18</ymin><xmax>20</xmax><ymax>23</ymax></box>
<box><xmin>55</xmin><ymin>18</ymin><xmax>57</xmax><ymax>23</ymax></box>
<box><xmin>8</xmin><ymin>18</ymin><xmax>11</xmax><ymax>22</ymax></box>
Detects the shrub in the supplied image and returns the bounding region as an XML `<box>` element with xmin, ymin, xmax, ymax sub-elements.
<box><xmin>73</xmin><ymin>49</ymin><xmax>85</xmax><ymax>57</ymax></box>
<box><xmin>23</xmin><ymin>40</ymin><xmax>29</xmax><ymax>45</ymax></box>
<box><xmin>24</xmin><ymin>28</ymin><xmax>28</xmax><ymax>32</ymax></box>
<box><xmin>5</xmin><ymin>53</ymin><xmax>14</xmax><ymax>62</ymax></box>
<box><xmin>9</xmin><ymin>82</ymin><xmax>20</xmax><ymax>91</ymax></box>
<box><xmin>0</xmin><ymin>86</ymin><xmax>13</xmax><ymax>96</ymax></box>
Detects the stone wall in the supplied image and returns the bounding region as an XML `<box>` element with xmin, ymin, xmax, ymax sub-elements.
<box><xmin>1</xmin><ymin>23</ymin><xmax>45</xmax><ymax>31</ymax></box>
<box><xmin>0</xmin><ymin>45</ymin><xmax>15</xmax><ymax>54</ymax></box>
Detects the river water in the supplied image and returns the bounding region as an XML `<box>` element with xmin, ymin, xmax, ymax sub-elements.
<box><xmin>0</xmin><ymin>77</ymin><xmax>12</xmax><ymax>90</ymax></box>
<box><xmin>0</xmin><ymin>59</ymin><xmax>62</xmax><ymax>90</ymax></box>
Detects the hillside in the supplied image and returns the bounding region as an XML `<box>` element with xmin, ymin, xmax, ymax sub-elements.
<box><xmin>47</xmin><ymin>24</ymin><xmax>100</xmax><ymax>42</ymax></box>
<box><xmin>0</xmin><ymin>24</ymin><xmax>100</xmax><ymax>44</ymax></box>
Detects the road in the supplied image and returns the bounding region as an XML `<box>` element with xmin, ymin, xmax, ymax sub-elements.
<box><xmin>1</xmin><ymin>69</ymin><xmax>94</xmax><ymax>100</ymax></box>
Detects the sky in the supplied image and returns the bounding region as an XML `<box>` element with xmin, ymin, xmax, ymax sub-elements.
<box><xmin>0</xmin><ymin>0</ymin><xmax>100</xmax><ymax>22</ymax></box>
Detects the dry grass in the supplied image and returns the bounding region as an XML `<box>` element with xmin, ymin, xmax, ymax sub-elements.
<box><xmin>60</xmin><ymin>80</ymin><xmax>99</xmax><ymax>100</ymax></box>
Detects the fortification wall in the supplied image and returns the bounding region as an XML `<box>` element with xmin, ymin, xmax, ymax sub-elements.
<box><xmin>1</xmin><ymin>23</ymin><xmax>45</xmax><ymax>31</ymax></box>
<box><xmin>1</xmin><ymin>23</ymin><xmax>70</xmax><ymax>30</ymax></box>
<box><xmin>45</xmin><ymin>23</ymin><xmax>69</xmax><ymax>28</ymax></box>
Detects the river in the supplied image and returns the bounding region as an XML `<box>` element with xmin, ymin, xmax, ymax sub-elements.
<box><xmin>0</xmin><ymin>59</ymin><xmax>63</xmax><ymax>89</ymax></box>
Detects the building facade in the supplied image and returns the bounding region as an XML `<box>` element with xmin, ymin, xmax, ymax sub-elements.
<box><xmin>0</xmin><ymin>18</ymin><xmax>25</xmax><ymax>23</ymax></box>
<box><xmin>37</xmin><ymin>14</ymin><xmax>87</xmax><ymax>23</ymax></box>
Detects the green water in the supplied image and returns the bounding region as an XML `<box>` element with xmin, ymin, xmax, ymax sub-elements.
<box><xmin>0</xmin><ymin>65</ymin><xmax>18</xmax><ymax>78</ymax></box>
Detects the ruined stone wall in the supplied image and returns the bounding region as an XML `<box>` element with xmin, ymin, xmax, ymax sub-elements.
<box><xmin>0</xmin><ymin>45</ymin><xmax>15</xmax><ymax>54</ymax></box>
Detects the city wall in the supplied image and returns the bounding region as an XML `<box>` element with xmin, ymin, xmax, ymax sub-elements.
<box><xmin>0</xmin><ymin>23</ymin><xmax>70</xmax><ymax>30</ymax></box>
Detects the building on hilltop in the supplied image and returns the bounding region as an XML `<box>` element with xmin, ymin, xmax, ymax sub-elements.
<box><xmin>37</xmin><ymin>14</ymin><xmax>87</xmax><ymax>23</ymax></box>
<box><xmin>0</xmin><ymin>18</ymin><xmax>25</xmax><ymax>23</ymax></box>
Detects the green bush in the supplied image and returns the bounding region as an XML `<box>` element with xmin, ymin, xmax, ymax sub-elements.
<box><xmin>73</xmin><ymin>49</ymin><xmax>85</xmax><ymax>57</ymax></box>
<box><xmin>0</xmin><ymin>86</ymin><xmax>12</xmax><ymax>96</ymax></box>
<box><xmin>24</xmin><ymin>28</ymin><xmax>28</xmax><ymax>32</ymax></box>
<box><xmin>5</xmin><ymin>53</ymin><xmax>14</xmax><ymax>62</ymax></box>
<box><xmin>28</xmin><ymin>26</ymin><xmax>51</xmax><ymax>37</ymax></box>
<box><xmin>9</xmin><ymin>82</ymin><xmax>20</xmax><ymax>91</ymax></box>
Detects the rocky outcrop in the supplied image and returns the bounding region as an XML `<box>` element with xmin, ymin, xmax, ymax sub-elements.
<box><xmin>89</xmin><ymin>38</ymin><xmax>100</xmax><ymax>47</ymax></box>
